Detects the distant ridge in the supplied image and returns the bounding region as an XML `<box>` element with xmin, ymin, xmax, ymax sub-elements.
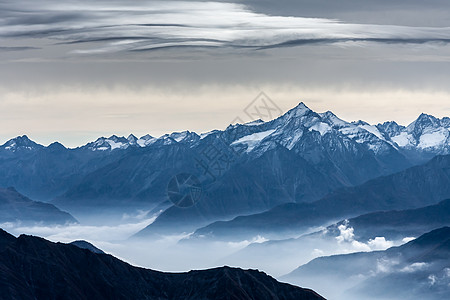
<box><xmin>0</xmin><ymin>187</ymin><xmax>77</xmax><ymax>225</ymax></box>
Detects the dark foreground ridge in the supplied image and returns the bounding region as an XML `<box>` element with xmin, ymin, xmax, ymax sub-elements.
<box><xmin>0</xmin><ymin>229</ymin><xmax>325</xmax><ymax>300</ymax></box>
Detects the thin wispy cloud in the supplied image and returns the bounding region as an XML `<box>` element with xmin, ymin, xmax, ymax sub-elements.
<box><xmin>1</xmin><ymin>0</ymin><xmax>450</xmax><ymax>58</ymax></box>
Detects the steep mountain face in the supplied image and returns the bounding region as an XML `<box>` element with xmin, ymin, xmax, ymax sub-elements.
<box><xmin>0</xmin><ymin>187</ymin><xmax>77</xmax><ymax>225</ymax></box>
<box><xmin>1</xmin><ymin>102</ymin><xmax>449</xmax><ymax>229</ymax></box>
<box><xmin>282</xmin><ymin>227</ymin><xmax>450</xmax><ymax>300</ymax></box>
<box><xmin>189</xmin><ymin>154</ymin><xmax>450</xmax><ymax>241</ymax></box>
<box><xmin>0</xmin><ymin>229</ymin><xmax>325</xmax><ymax>300</ymax></box>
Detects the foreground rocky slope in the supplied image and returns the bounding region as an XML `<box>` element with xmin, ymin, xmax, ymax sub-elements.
<box><xmin>0</xmin><ymin>229</ymin><xmax>324</xmax><ymax>300</ymax></box>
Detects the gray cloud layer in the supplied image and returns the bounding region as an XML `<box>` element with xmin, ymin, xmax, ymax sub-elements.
<box><xmin>1</xmin><ymin>0</ymin><xmax>450</xmax><ymax>58</ymax></box>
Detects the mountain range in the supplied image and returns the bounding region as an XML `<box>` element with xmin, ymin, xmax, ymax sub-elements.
<box><xmin>1</xmin><ymin>102</ymin><xmax>449</xmax><ymax>230</ymax></box>
<box><xmin>0</xmin><ymin>228</ymin><xmax>325</xmax><ymax>300</ymax></box>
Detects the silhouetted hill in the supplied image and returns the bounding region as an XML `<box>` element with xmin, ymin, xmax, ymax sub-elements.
<box><xmin>69</xmin><ymin>240</ymin><xmax>104</xmax><ymax>254</ymax></box>
<box><xmin>0</xmin><ymin>229</ymin><xmax>325</xmax><ymax>300</ymax></box>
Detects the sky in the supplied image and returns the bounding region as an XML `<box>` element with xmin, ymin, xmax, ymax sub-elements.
<box><xmin>1</xmin><ymin>0</ymin><xmax>450</xmax><ymax>147</ymax></box>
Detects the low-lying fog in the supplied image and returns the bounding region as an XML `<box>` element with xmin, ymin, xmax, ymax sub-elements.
<box><xmin>1</xmin><ymin>209</ymin><xmax>415</xmax><ymax>299</ymax></box>
<box><xmin>1</xmin><ymin>213</ymin><xmax>407</xmax><ymax>273</ymax></box>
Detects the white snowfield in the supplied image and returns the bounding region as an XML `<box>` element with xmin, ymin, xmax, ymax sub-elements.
<box><xmin>231</xmin><ymin>129</ymin><xmax>277</xmax><ymax>153</ymax></box>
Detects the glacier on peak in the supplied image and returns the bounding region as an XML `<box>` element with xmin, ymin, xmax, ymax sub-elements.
<box><xmin>231</xmin><ymin>129</ymin><xmax>276</xmax><ymax>153</ymax></box>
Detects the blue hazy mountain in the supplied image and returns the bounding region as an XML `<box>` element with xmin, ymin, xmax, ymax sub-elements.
<box><xmin>1</xmin><ymin>103</ymin><xmax>449</xmax><ymax>229</ymax></box>
<box><xmin>282</xmin><ymin>227</ymin><xmax>450</xmax><ymax>300</ymax></box>
<box><xmin>0</xmin><ymin>187</ymin><xmax>77</xmax><ymax>225</ymax></box>
<box><xmin>133</xmin><ymin>104</ymin><xmax>449</xmax><ymax>236</ymax></box>
<box><xmin>322</xmin><ymin>198</ymin><xmax>450</xmax><ymax>241</ymax></box>
<box><xmin>0</xmin><ymin>136</ymin><xmax>129</xmax><ymax>201</ymax></box>
<box><xmin>218</xmin><ymin>199</ymin><xmax>450</xmax><ymax>276</ymax></box>
<box><xmin>187</xmin><ymin>154</ymin><xmax>450</xmax><ymax>241</ymax></box>
<box><xmin>0</xmin><ymin>228</ymin><xmax>325</xmax><ymax>300</ymax></box>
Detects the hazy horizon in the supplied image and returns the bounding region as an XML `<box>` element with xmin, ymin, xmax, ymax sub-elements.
<box><xmin>1</xmin><ymin>97</ymin><xmax>449</xmax><ymax>148</ymax></box>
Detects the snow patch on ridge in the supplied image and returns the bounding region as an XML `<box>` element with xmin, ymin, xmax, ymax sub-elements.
<box><xmin>391</xmin><ymin>132</ymin><xmax>413</xmax><ymax>147</ymax></box>
<box><xmin>231</xmin><ymin>129</ymin><xmax>276</xmax><ymax>152</ymax></box>
<box><xmin>358</xmin><ymin>124</ymin><xmax>385</xmax><ymax>140</ymax></box>
<box><xmin>418</xmin><ymin>129</ymin><xmax>448</xmax><ymax>149</ymax></box>
<box><xmin>309</xmin><ymin>122</ymin><xmax>331</xmax><ymax>136</ymax></box>
<box><xmin>106</xmin><ymin>139</ymin><xmax>127</xmax><ymax>150</ymax></box>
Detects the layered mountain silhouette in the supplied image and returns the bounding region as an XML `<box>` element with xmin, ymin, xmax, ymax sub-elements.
<box><xmin>282</xmin><ymin>227</ymin><xmax>450</xmax><ymax>300</ymax></box>
<box><xmin>0</xmin><ymin>228</ymin><xmax>325</xmax><ymax>300</ymax></box>
<box><xmin>323</xmin><ymin>198</ymin><xmax>450</xmax><ymax>241</ymax></box>
<box><xmin>218</xmin><ymin>199</ymin><xmax>450</xmax><ymax>276</ymax></box>
<box><xmin>0</xmin><ymin>187</ymin><xmax>77</xmax><ymax>225</ymax></box>
<box><xmin>0</xmin><ymin>137</ymin><xmax>129</xmax><ymax>201</ymax></box>
<box><xmin>188</xmin><ymin>154</ymin><xmax>450</xmax><ymax>241</ymax></box>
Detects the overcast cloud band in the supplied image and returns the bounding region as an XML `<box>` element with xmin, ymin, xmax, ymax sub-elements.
<box><xmin>1</xmin><ymin>0</ymin><xmax>450</xmax><ymax>58</ymax></box>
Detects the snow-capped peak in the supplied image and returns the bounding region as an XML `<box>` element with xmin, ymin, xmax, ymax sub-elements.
<box><xmin>377</xmin><ymin>121</ymin><xmax>405</xmax><ymax>137</ymax></box>
<box><xmin>407</xmin><ymin>113</ymin><xmax>441</xmax><ymax>135</ymax></box>
<box><xmin>283</xmin><ymin>102</ymin><xmax>311</xmax><ymax>119</ymax></box>
<box><xmin>127</xmin><ymin>134</ymin><xmax>138</xmax><ymax>144</ymax></box>
<box><xmin>167</xmin><ymin>131</ymin><xmax>200</xmax><ymax>144</ymax></box>
<box><xmin>0</xmin><ymin>135</ymin><xmax>43</xmax><ymax>152</ymax></box>
<box><xmin>84</xmin><ymin>135</ymin><xmax>130</xmax><ymax>151</ymax></box>
<box><xmin>137</xmin><ymin>134</ymin><xmax>156</xmax><ymax>147</ymax></box>
<box><xmin>378</xmin><ymin>113</ymin><xmax>449</xmax><ymax>151</ymax></box>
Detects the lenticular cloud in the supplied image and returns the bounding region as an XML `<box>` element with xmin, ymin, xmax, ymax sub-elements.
<box><xmin>1</xmin><ymin>0</ymin><xmax>450</xmax><ymax>56</ymax></box>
